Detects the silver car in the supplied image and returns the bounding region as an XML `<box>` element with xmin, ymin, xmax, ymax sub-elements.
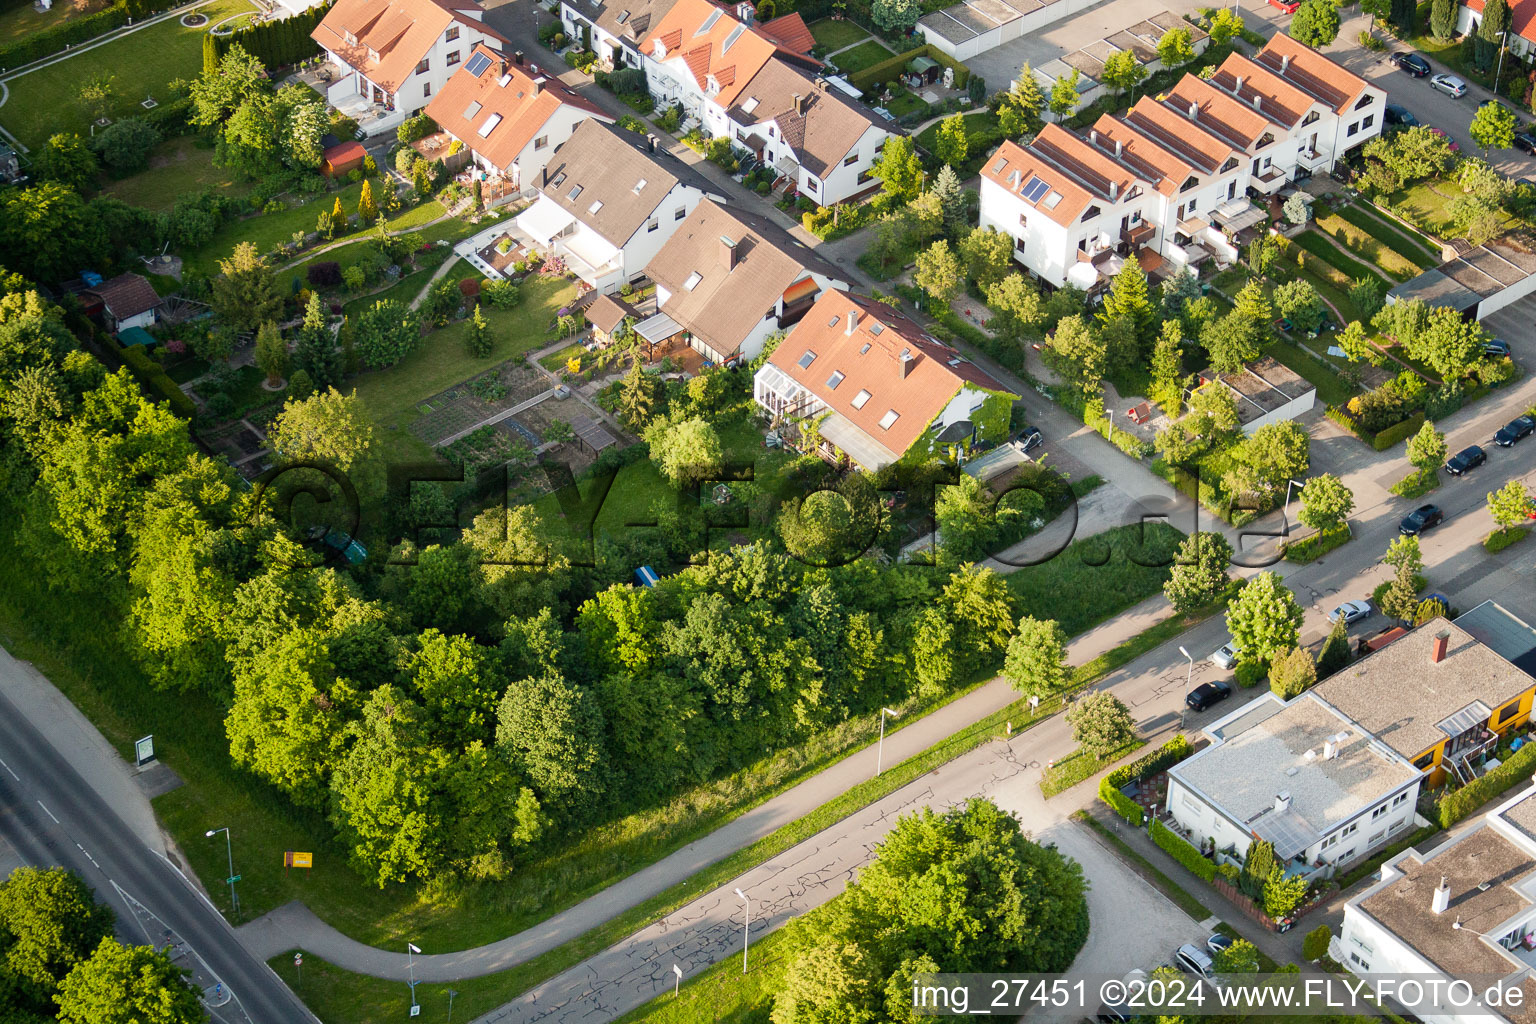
<box><xmin>1328</xmin><ymin>600</ymin><xmax>1372</xmax><ymax>625</ymax></box>
<box><xmin>1210</xmin><ymin>642</ymin><xmax>1241</xmax><ymax>669</ymax></box>
<box><xmin>1430</xmin><ymin>73</ymin><xmax>1468</xmax><ymax>97</ymax></box>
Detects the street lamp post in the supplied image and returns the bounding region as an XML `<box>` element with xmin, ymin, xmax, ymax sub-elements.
<box><xmin>1496</xmin><ymin>31</ymin><xmax>1510</xmax><ymax>102</ymax></box>
<box><xmin>407</xmin><ymin>942</ymin><xmax>421</xmax><ymax>1012</ymax></box>
<box><xmin>1178</xmin><ymin>646</ymin><xmax>1194</xmax><ymax>729</ymax></box>
<box><xmin>448</xmin><ymin>988</ymin><xmax>458</xmax><ymax>1023</ymax></box>
<box><xmin>204</xmin><ymin>828</ymin><xmax>239</xmax><ymax>919</ymax></box>
<box><xmin>734</xmin><ymin>888</ymin><xmax>750</xmax><ymax>974</ymax></box>
<box><xmin>1283</xmin><ymin>478</ymin><xmax>1306</xmax><ymax>522</ymax></box>
<box><xmin>876</xmin><ymin>707</ymin><xmax>900</xmax><ymax>777</ymax></box>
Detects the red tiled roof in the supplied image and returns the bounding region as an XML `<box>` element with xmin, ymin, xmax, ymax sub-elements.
<box><xmin>312</xmin><ymin>0</ymin><xmax>507</xmax><ymax>94</ymax></box>
<box><xmin>980</xmin><ymin>125</ymin><xmax>1137</xmax><ymax>228</ymax></box>
<box><xmin>1212</xmin><ymin>52</ymin><xmax>1315</xmax><ymax>128</ymax></box>
<box><xmin>641</xmin><ymin>0</ymin><xmax>795</xmax><ymax>107</ymax></box>
<box><xmin>757</xmin><ymin>12</ymin><xmax>814</xmax><ymax>54</ymax></box>
<box><xmin>767</xmin><ymin>289</ymin><xmax>1012</xmax><ymax>458</ymax></box>
<box><xmin>1255</xmin><ymin>34</ymin><xmax>1372</xmax><ymax>113</ymax></box>
<box><xmin>426</xmin><ymin>44</ymin><xmax>609</xmax><ymax>172</ymax></box>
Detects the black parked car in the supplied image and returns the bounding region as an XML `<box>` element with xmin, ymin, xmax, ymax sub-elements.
<box><xmin>1496</xmin><ymin>416</ymin><xmax>1535</xmax><ymax>447</ymax></box>
<box><xmin>1385</xmin><ymin>104</ymin><xmax>1419</xmax><ymax>128</ymax></box>
<box><xmin>1517</xmin><ymin>133</ymin><xmax>1536</xmax><ymax>155</ymax></box>
<box><xmin>1486</xmin><ymin>338</ymin><xmax>1513</xmax><ymax>358</ymax></box>
<box><xmin>1400</xmin><ymin>503</ymin><xmax>1444</xmax><ymax>535</ymax></box>
<box><xmin>1445</xmin><ymin>445</ymin><xmax>1487</xmax><ymax>476</ymax></box>
<box><xmin>1186</xmin><ymin>680</ymin><xmax>1233</xmax><ymax>712</ymax></box>
<box><xmin>1392</xmin><ymin>51</ymin><xmax>1431</xmax><ymax>76</ymax></box>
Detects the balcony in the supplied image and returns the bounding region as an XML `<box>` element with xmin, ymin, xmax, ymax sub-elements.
<box><xmin>1296</xmin><ymin>148</ymin><xmax>1329</xmax><ymax>173</ymax></box>
<box><xmin>1121</xmin><ymin>222</ymin><xmax>1155</xmax><ymax>247</ymax></box>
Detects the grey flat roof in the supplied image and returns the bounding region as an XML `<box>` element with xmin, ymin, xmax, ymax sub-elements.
<box><xmin>944</xmin><ymin>3</ymin><xmax>1004</xmax><ymax>31</ymax></box>
<box><xmin>570</xmin><ymin>415</ymin><xmax>619</xmax><ymax>452</ymax></box>
<box><xmin>917</xmin><ymin>10</ymin><xmax>977</xmax><ymax>41</ymax></box>
<box><xmin>1082</xmin><ymin>39</ymin><xmax>1122</xmax><ymax>62</ymax></box>
<box><xmin>966</xmin><ymin>0</ymin><xmax>1020</xmax><ymax>24</ymax></box>
<box><xmin>1457</xmin><ymin>600</ymin><xmax>1536</xmax><ymax>677</ymax></box>
<box><xmin>1441</xmin><ymin>257</ymin><xmax>1506</xmax><ymax>298</ymax></box>
<box><xmin>1464</xmin><ymin>245</ymin><xmax>1530</xmax><ymax>287</ymax></box>
<box><xmin>1171</xmin><ymin>692</ymin><xmax>1420</xmax><ymax>858</ymax></box>
<box><xmin>1061</xmin><ymin>51</ymin><xmax>1107</xmax><ymax>77</ymax></box>
<box><xmin>1387</xmin><ymin>268</ymin><xmax>1482</xmax><ymax>313</ymax></box>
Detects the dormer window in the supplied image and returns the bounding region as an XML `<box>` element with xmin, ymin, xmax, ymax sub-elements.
<box><xmin>367</xmin><ymin>47</ymin><xmax>380</xmax><ymax>62</ymax></box>
<box><xmin>797</xmin><ymin>350</ymin><xmax>817</xmax><ymax>368</ymax></box>
<box><xmin>344</xmin><ymin>30</ymin><xmax>356</xmax><ymax>44</ymax></box>
<box><xmin>685</xmin><ymin>271</ymin><xmax>703</xmax><ymax>290</ymax></box>
<box><xmin>1257</xmin><ymin>131</ymin><xmax>1275</xmax><ymax>149</ymax></box>
<box><xmin>706</xmin><ymin>75</ymin><xmax>720</xmax><ymax>95</ymax></box>
<box><xmin>1179</xmin><ymin>174</ymin><xmax>1198</xmax><ymax>192</ymax></box>
<box><xmin>1221</xmin><ymin>156</ymin><xmax>1238</xmax><ymax>172</ymax></box>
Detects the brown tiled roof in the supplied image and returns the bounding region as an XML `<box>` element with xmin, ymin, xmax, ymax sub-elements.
<box><xmin>87</xmin><ymin>273</ymin><xmax>161</xmax><ymax>319</ymax></box>
<box><xmin>767</xmin><ymin>289</ymin><xmax>1012</xmax><ymax>457</ymax></box>
<box><xmin>1255</xmin><ymin>34</ymin><xmax>1369</xmax><ymax>114</ymax></box>
<box><xmin>646</xmin><ymin>199</ymin><xmax>843</xmax><ymax>357</ymax></box>
<box><xmin>980</xmin><ymin>125</ymin><xmax>1137</xmax><ymax>228</ymax></box>
<box><xmin>1162</xmin><ymin>73</ymin><xmax>1272</xmax><ymax>149</ymax></box>
<box><xmin>312</xmin><ymin>0</ymin><xmax>507</xmax><ymax>94</ymax></box>
<box><xmin>1211</xmin><ymin>52</ymin><xmax>1314</xmax><ymax>129</ymax></box>
<box><xmin>730</xmin><ymin>64</ymin><xmax>886</xmax><ymax>176</ymax></box>
<box><xmin>584</xmin><ymin>0</ymin><xmax>679</xmax><ymax>46</ymax></box>
<box><xmin>426</xmin><ymin>44</ymin><xmax>608</xmax><ymax>171</ymax></box>
<box><xmin>1466</xmin><ymin>0</ymin><xmax>1536</xmax><ymax>45</ymax></box>
<box><xmin>1124</xmin><ymin>94</ymin><xmax>1242</xmax><ymax>175</ymax></box>
<box><xmin>538</xmin><ymin>119</ymin><xmax>710</xmax><ymax>246</ymax></box>
<box><xmin>586</xmin><ymin>293</ymin><xmax>637</xmax><ymax>333</ymax></box>
<box><xmin>756</xmin><ymin>11</ymin><xmax>815</xmax><ymax>54</ymax></box>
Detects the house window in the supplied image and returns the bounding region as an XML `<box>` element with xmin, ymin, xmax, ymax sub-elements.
<box><xmin>826</xmin><ymin>370</ymin><xmax>845</xmax><ymax>390</ymax></box>
<box><xmin>1303</xmin><ymin>110</ymin><xmax>1320</xmax><ymax>125</ymax></box>
<box><xmin>674</xmin><ymin>206</ymin><xmax>686</xmax><ymax>220</ymax></box>
<box><xmin>344</xmin><ymin>30</ymin><xmax>356</xmax><ymax>44</ymax></box>
<box><xmin>1179</xmin><ymin>174</ymin><xmax>1199</xmax><ymax>192</ymax></box>
<box><xmin>1014</xmin><ymin>236</ymin><xmax>1026</xmax><ymax>253</ymax></box>
<box><xmin>416</xmin><ymin>58</ymin><xmax>430</xmax><ymax>74</ymax></box>
<box><xmin>1389</xmin><ymin>818</ymin><xmax>1407</xmax><ymax>834</ymax></box>
<box><xmin>1392</xmin><ymin>791</ymin><xmax>1409</xmax><ymax>807</ymax></box>
<box><xmin>804</xmin><ymin>176</ymin><xmax>819</xmax><ymax>192</ymax></box>
<box><xmin>1017</xmin><ymin>212</ymin><xmax>1028</xmax><ymax>228</ymax></box>
<box><xmin>1415</xmin><ymin>751</ymin><xmax>1435</xmax><ymax>768</ymax></box>
<box><xmin>1321</xmin><ymin>834</ymin><xmax>1338</xmax><ymax>849</ymax></box>
<box><xmin>1347</xmin><ymin>121</ymin><xmax>1359</xmax><ymax>137</ymax></box>
<box><xmin>1354</xmin><ymin>93</ymin><xmax>1373</xmax><ymax>109</ymax></box>
<box><xmin>1350</xmin><ymin>953</ymin><xmax>1371</xmax><ymax>970</ymax></box>
<box><xmin>1498</xmin><ymin>701</ymin><xmax>1522</xmax><ymax>725</ymax></box>
<box><xmin>843</xmin><ymin>152</ymin><xmax>858</xmax><ymax>166</ymax></box>
<box><xmin>446</xmin><ymin>25</ymin><xmax>459</xmax><ymax>41</ymax></box>
<box><xmin>1342</xmin><ymin>822</ymin><xmax>1358</xmax><ymax>837</ymax></box>
<box><xmin>423</xmin><ymin>81</ymin><xmax>432</xmax><ymax>97</ymax></box>
<box><xmin>1080</xmin><ymin>205</ymin><xmax>1100</xmax><ymax>222</ymax></box>
<box><xmin>1181</xmin><ymin>796</ymin><xmax>1202</xmax><ymax>815</ymax></box>
<box><xmin>446</xmin><ymin>51</ymin><xmax>462</xmax><ymax>67</ymax></box>
<box><xmin>797</xmin><ymin>350</ymin><xmax>817</xmax><ymax>368</ymax></box>
<box><xmin>768</xmin><ymin>126</ymin><xmax>775</xmax><ymax>137</ymax></box>
<box><xmin>569</xmin><ymin>184</ymin><xmax>584</xmax><ymax>199</ymax></box>
<box><xmin>1187</xmin><ymin>198</ymin><xmax>1198</xmax><ymax>212</ymax></box>
<box><xmin>646</xmin><ymin>217</ymin><xmax>659</xmax><ymax>232</ymax></box>
<box><xmin>1363</xmin><ymin>114</ymin><xmax>1375</xmax><ymax>129</ymax></box>
<box><xmin>1221</xmin><ymin>156</ymin><xmax>1238</xmax><ymax>172</ymax></box>
<box><xmin>851</xmin><ymin>388</ymin><xmax>871</xmax><ymax>409</ymax></box>
<box><xmin>1371</xmin><ymin>804</ymin><xmax>1388</xmax><ymax>820</ymax></box>
<box><xmin>535</xmin><ymin>136</ymin><xmax>549</xmax><ymax>149</ymax></box>
<box><xmin>1369</xmin><ymin>830</ymin><xmax>1385</xmax><ymax>845</ymax></box>
<box><xmin>878</xmin><ymin>409</ymin><xmax>899</xmax><ymax>430</ymax></box>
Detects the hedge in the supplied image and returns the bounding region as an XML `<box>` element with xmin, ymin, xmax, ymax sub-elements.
<box><xmin>1438</xmin><ymin>740</ymin><xmax>1536</xmax><ymax>828</ymax></box>
<box><xmin>1486</xmin><ymin>527</ymin><xmax>1531</xmax><ymax>553</ymax></box>
<box><xmin>848</xmin><ymin>43</ymin><xmax>970</xmax><ymax>92</ymax></box>
<box><xmin>1150</xmin><ymin>817</ymin><xmax>1215</xmax><ymax>882</ymax></box>
<box><xmin>207</xmin><ymin>2</ymin><xmax>328</xmax><ymax>71</ymax></box>
<box><xmin>117</xmin><ymin>341</ymin><xmax>198</xmax><ymax>419</ymax></box>
<box><xmin>0</xmin><ymin>1</ymin><xmax>131</xmax><ymax>71</ymax></box>
<box><xmin>1098</xmin><ymin>778</ymin><xmax>1146</xmax><ymax>826</ymax></box>
<box><xmin>1105</xmin><ymin>733</ymin><xmax>1193</xmax><ymax>789</ymax></box>
<box><xmin>1372</xmin><ymin>409</ymin><xmax>1427</xmax><ymax>451</ymax></box>
<box><xmin>1283</xmin><ymin>523</ymin><xmax>1351</xmax><ymax>563</ymax></box>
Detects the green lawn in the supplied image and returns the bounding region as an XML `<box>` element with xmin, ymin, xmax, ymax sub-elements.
<box><xmin>1315</xmin><ymin>212</ymin><xmax>1423</xmax><ymax>282</ymax></box>
<box><xmin>1004</xmin><ymin>523</ymin><xmax>1182</xmax><ymax>637</ymax></box>
<box><xmin>830</xmin><ymin>38</ymin><xmax>894</xmax><ymax>72</ymax></box>
<box><xmin>1040</xmin><ymin>739</ymin><xmax>1145</xmax><ymax>797</ymax></box>
<box><xmin>102</xmin><ymin>137</ymin><xmax>254</xmax><ymax>212</ymax></box>
<box><xmin>0</xmin><ymin>0</ymin><xmax>258</xmax><ymax>151</ymax></box>
<box><xmin>1336</xmin><ymin>202</ymin><xmax>1441</xmax><ymax>268</ymax></box>
<box><xmin>1294</xmin><ymin>230</ymin><xmax>1384</xmax><ymax>285</ymax></box>
<box><xmin>0</xmin><ymin>0</ymin><xmax>77</xmax><ymax>43</ymax></box>
<box><xmin>186</xmin><ymin>181</ymin><xmax>365</xmax><ymax>275</ymax></box>
<box><xmin>351</xmin><ymin>273</ymin><xmax>576</xmax><ymax>429</ymax></box>
<box><xmin>1267</xmin><ymin>337</ymin><xmax>1355</xmax><ymax>407</ymax></box>
<box><xmin>884</xmin><ymin>88</ymin><xmax>929</xmax><ymax>119</ymax></box>
<box><xmin>807</xmin><ymin>17</ymin><xmax>869</xmax><ymax>50</ymax></box>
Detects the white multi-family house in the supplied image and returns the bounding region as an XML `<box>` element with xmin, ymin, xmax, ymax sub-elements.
<box><xmin>637</xmin><ymin>0</ymin><xmax>893</xmax><ymax>203</ymax></box>
<box><xmin>560</xmin><ymin>0</ymin><xmax>679</xmax><ymax>69</ymax></box>
<box><xmin>636</xmin><ymin>198</ymin><xmax>848</xmax><ymax>365</ymax></box>
<box><xmin>426</xmin><ymin>45</ymin><xmax>611</xmax><ymax>197</ymax></box>
<box><xmin>514</xmin><ymin>119</ymin><xmax>725</xmax><ymax>293</ymax></box>
<box><xmin>310</xmin><ymin>0</ymin><xmax>506</xmax><ymax>136</ymax></box>
<box><xmin>1249</xmin><ymin>34</ymin><xmax>1385</xmax><ymax>171</ymax></box>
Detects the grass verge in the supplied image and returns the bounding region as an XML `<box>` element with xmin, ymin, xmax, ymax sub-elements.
<box><xmin>1071</xmin><ymin>810</ymin><xmax>1209</xmax><ymax>920</ymax></box>
<box><xmin>1040</xmin><ymin>740</ymin><xmax>1145</xmax><ymax>798</ymax></box>
<box><xmin>1486</xmin><ymin>526</ymin><xmax>1530</xmax><ymax>553</ymax></box>
<box><xmin>1282</xmin><ymin>523</ymin><xmax>1351</xmax><ymax>563</ymax></box>
<box><xmin>1390</xmin><ymin>467</ymin><xmax>1440</xmax><ymax>498</ymax></box>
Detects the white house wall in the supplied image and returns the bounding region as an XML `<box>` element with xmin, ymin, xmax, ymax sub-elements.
<box><xmin>1478</xmin><ymin>268</ymin><xmax>1536</xmax><ymax>320</ymax></box>
<box><xmin>612</xmin><ymin>182</ymin><xmax>709</xmax><ymax>288</ymax></box>
<box><xmin>1239</xmin><ymin>388</ymin><xmax>1316</xmax><ymax>434</ymax></box>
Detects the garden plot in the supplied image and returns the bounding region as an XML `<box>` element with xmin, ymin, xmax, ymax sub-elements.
<box><xmin>408</xmin><ymin>362</ymin><xmax>552</xmax><ymax>447</ymax></box>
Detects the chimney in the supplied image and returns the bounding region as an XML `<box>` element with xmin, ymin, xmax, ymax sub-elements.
<box><xmin>1187</xmin><ymin>101</ymin><xmax>1198</xmax><ymax>119</ymax></box>
<box><xmin>1432</xmin><ymin>632</ymin><xmax>1449</xmax><ymax>665</ymax></box>
<box><xmin>1235</xmin><ymin>74</ymin><xmax>1244</xmax><ymax>93</ymax></box>
<box><xmin>794</xmin><ymin>94</ymin><xmax>808</xmax><ymax>116</ymax></box>
<box><xmin>899</xmin><ymin>351</ymin><xmax>915</xmax><ymax>377</ymax></box>
<box><xmin>1109</xmin><ymin>182</ymin><xmax>1118</xmax><ymax>200</ymax></box>
<box><xmin>1114</xmin><ymin>138</ymin><xmax>1123</xmax><ymax>157</ymax></box>
<box><xmin>532</xmin><ymin>75</ymin><xmax>546</xmax><ymax>95</ymax></box>
<box><xmin>1281</xmin><ymin>53</ymin><xmax>1292</xmax><ymax>72</ymax></box>
<box><xmin>646</xmin><ymin>133</ymin><xmax>657</xmax><ymax>154</ymax></box>
<box><xmin>1089</xmin><ymin>128</ymin><xmax>1099</xmax><ymax>144</ymax></box>
<box><xmin>530</xmin><ymin>62</ymin><xmax>539</xmax><ymax>75</ymax></box>
<box><xmin>514</xmin><ymin>49</ymin><xmax>524</xmax><ymax>64</ymax></box>
<box><xmin>845</xmin><ymin>309</ymin><xmax>859</xmax><ymax>335</ymax></box>
<box><xmin>1323</xmin><ymin>738</ymin><xmax>1339</xmax><ymax>760</ymax></box>
<box><xmin>1274</xmin><ymin>791</ymin><xmax>1291</xmax><ymax>814</ymax></box>
<box><xmin>1252</xmin><ymin>93</ymin><xmax>1262</xmax><ymax>111</ymax></box>
<box><xmin>719</xmin><ymin>235</ymin><xmax>737</xmax><ymax>270</ymax></box>
<box><xmin>1433</xmin><ymin>876</ymin><xmax>1451</xmax><ymax>915</ymax></box>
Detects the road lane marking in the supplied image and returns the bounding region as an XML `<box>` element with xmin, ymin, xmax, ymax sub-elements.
<box><xmin>36</xmin><ymin>800</ymin><xmax>58</xmax><ymax>824</ymax></box>
<box><xmin>0</xmin><ymin>759</ymin><xmax>17</xmax><ymax>781</ymax></box>
<box><xmin>76</xmin><ymin>843</ymin><xmax>99</xmax><ymax>869</ymax></box>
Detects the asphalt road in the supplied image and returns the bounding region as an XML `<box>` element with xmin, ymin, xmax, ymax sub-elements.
<box><xmin>0</xmin><ymin>687</ymin><xmax>316</xmax><ymax>1024</ymax></box>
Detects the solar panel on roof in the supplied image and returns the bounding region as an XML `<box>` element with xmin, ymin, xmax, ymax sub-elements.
<box><xmin>1021</xmin><ymin>176</ymin><xmax>1050</xmax><ymax>203</ymax></box>
<box><xmin>466</xmin><ymin>52</ymin><xmax>493</xmax><ymax>76</ymax></box>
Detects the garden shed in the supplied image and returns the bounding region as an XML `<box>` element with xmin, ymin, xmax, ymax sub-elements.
<box><xmin>905</xmin><ymin>55</ymin><xmax>942</xmax><ymax>85</ymax></box>
<box><xmin>321</xmin><ymin>141</ymin><xmax>368</xmax><ymax>178</ymax></box>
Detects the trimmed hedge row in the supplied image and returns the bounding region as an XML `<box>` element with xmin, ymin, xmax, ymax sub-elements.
<box><xmin>1283</xmin><ymin>523</ymin><xmax>1351</xmax><ymax>564</ymax></box>
<box><xmin>1325</xmin><ymin>405</ymin><xmax>1426</xmax><ymax>451</ymax></box>
<box><xmin>848</xmin><ymin>43</ymin><xmax>970</xmax><ymax>92</ymax></box>
<box><xmin>1438</xmin><ymin>740</ymin><xmax>1536</xmax><ymax>828</ymax></box>
<box><xmin>0</xmin><ymin>0</ymin><xmax>134</xmax><ymax>71</ymax></box>
<box><xmin>1105</xmin><ymin>733</ymin><xmax>1193</xmax><ymax>789</ymax></box>
<box><xmin>1099</xmin><ymin>779</ymin><xmax>1146</xmax><ymax>826</ymax></box>
<box><xmin>117</xmin><ymin>341</ymin><xmax>197</xmax><ymax>420</ymax></box>
<box><xmin>1151</xmin><ymin>817</ymin><xmax>1215</xmax><ymax>882</ymax></box>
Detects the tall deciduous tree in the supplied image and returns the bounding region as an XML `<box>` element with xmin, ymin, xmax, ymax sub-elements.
<box><xmin>985</xmin><ymin>273</ymin><xmax>1042</xmax><ymax>340</ymax></box>
<box><xmin>1066</xmin><ymin>691</ymin><xmax>1136</xmax><ymax>758</ymax></box>
<box><xmin>1049</xmin><ymin>70</ymin><xmax>1080</xmax><ymax>121</ymax></box>
<box><xmin>55</xmin><ymin>938</ymin><xmax>205</xmax><ymax>1024</ymax></box>
<box><xmin>914</xmin><ymin>239</ymin><xmax>964</xmax><ymax>306</ymax></box>
<box><xmin>644</xmin><ymin>416</ymin><xmax>724</xmax><ymax>488</ymax></box>
<box><xmin>1407</xmin><ymin>419</ymin><xmax>1448</xmax><ymax>472</ymax></box>
<box><xmin>1269</xmin><ymin>646</ymin><xmax>1317</xmax><ymax>699</ymax></box>
<box><xmin>1100</xmin><ymin>49</ymin><xmax>1146</xmax><ymax>96</ymax></box>
<box><xmin>1044</xmin><ymin>314</ymin><xmax>1104</xmax><ymax>398</ymax></box>
<box><xmin>35</xmin><ymin>133</ymin><xmax>98</xmax><ymax>192</ymax></box>
<box><xmin>869</xmin><ymin>135</ymin><xmax>924</xmax><ymax>202</ymax></box>
<box><xmin>254</xmin><ymin>321</ymin><xmax>288</xmax><ymax>385</ymax></box>
<box><xmin>1471</xmin><ymin>100</ymin><xmax>1517</xmax><ymax>156</ymax></box>
<box><xmin>1226</xmin><ymin>571</ymin><xmax>1304</xmax><ymax>664</ymax></box>
<box><xmin>0</xmin><ymin>867</ymin><xmax>114</xmax><ymax>1010</ymax></box>
<box><xmin>1163</xmin><ymin>531</ymin><xmax>1232</xmax><ymax>613</ymax></box>
<box><xmin>1298</xmin><ymin>473</ymin><xmax>1354</xmax><ymax>532</ymax></box>
<box><xmin>1489</xmin><ymin>479</ymin><xmax>1531</xmax><ymax>531</ymax></box>
<box><xmin>935</xmin><ymin>113</ymin><xmax>969</xmax><ymax>166</ymax></box>
<box><xmin>1156</xmin><ymin>27</ymin><xmax>1195</xmax><ymax>68</ymax></box>
<box><xmin>1151</xmin><ymin>319</ymin><xmax>1184</xmax><ymax>415</ymax></box>
<box><xmin>1003</xmin><ymin>616</ymin><xmax>1070</xmax><ymax>699</ymax></box>
<box><xmin>266</xmin><ymin>387</ymin><xmax>375</xmax><ymax>471</ymax></box>
<box><xmin>1290</xmin><ymin>0</ymin><xmax>1341</xmax><ymax>46</ymax></box>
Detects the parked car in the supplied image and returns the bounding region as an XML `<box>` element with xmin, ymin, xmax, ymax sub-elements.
<box><xmin>1186</xmin><ymin>680</ymin><xmax>1233</xmax><ymax>712</ymax></box>
<box><xmin>1486</xmin><ymin>338</ymin><xmax>1512</xmax><ymax>358</ymax></box>
<box><xmin>1385</xmin><ymin>103</ymin><xmax>1420</xmax><ymax>128</ymax></box>
<box><xmin>1268</xmin><ymin>0</ymin><xmax>1300</xmax><ymax>11</ymax></box>
<box><xmin>1431</xmin><ymin>73</ymin><xmax>1468</xmax><ymax>97</ymax></box>
<box><xmin>1428</xmin><ymin>127</ymin><xmax>1460</xmax><ymax>153</ymax></box>
<box><xmin>1496</xmin><ymin>416</ymin><xmax>1535</xmax><ymax>446</ymax></box>
<box><xmin>1445</xmin><ymin>445</ymin><xmax>1487</xmax><ymax>476</ymax></box>
<box><xmin>1392</xmin><ymin>52</ymin><xmax>1432</xmax><ymax>76</ymax></box>
<box><xmin>1328</xmin><ymin>600</ymin><xmax>1372</xmax><ymax>625</ymax></box>
<box><xmin>1209</xmin><ymin>642</ymin><xmax>1241</xmax><ymax>669</ymax></box>
<box><xmin>1516</xmin><ymin>133</ymin><xmax>1536</xmax><ymax>155</ymax></box>
<box><xmin>1207</xmin><ymin>933</ymin><xmax>1234</xmax><ymax>956</ymax></box>
<box><xmin>1400</xmin><ymin>503</ymin><xmax>1445</xmax><ymax>535</ymax></box>
<box><xmin>1519</xmin><ymin>178</ymin><xmax>1536</xmax><ymax>189</ymax></box>
<box><xmin>1096</xmin><ymin>1004</ymin><xmax>1131</xmax><ymax>1023</ymax></box>
<box><xmin>1176</xmin><ymin>944</ymin><xmax>1216</xmax><ymax>978</ymax></box>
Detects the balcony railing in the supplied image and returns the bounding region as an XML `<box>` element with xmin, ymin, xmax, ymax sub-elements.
<box><xmin>1121</xmin><ymin>222</ymin><xmax>1155</xmax><ymax>247</ymax></box>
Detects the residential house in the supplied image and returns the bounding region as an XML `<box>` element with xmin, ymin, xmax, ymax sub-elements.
<box><xmin>426</xmin><ymin>45</ymin><xmax>611</xmax><ymax>198</ymax></box>
<box><xmin>1338</xmin><ymin>780</ymin><xmax>1536</xmax><ymax>1023</ymax></box>
<box><xmin>559</xmin><ymin>0</ymin><xmax>677</xmax><ymax>68</ymax></box>
<box><xmin>1166</xmin><ymin>690</ymin><xmax>1424</xmax><ymax>880</ymax></box>
<box><xmin>753</xmin><ymin>289</ymin><xmax>1018</xmax><ymax>469</ymax></box>
<box><xmin>1459</xmin><ymin>0</ymin><xmax>1536</xmax><ymax>56</ymax></box>
<box><xmin>85</xmin><ymin>273</ymin><xmax>163</xmax><ymax>333</ymax></box>
<box><xmin>1249</xmin><ymin>34</ymin><xmax>1385</xmax><ymax>169</ymax></box>
<box><xmin>514</xmin><ymin>119</ymin><xmax>724</xmax><ymax>293</ymax></box>
<box><xmin>638</xmin><ymin>0</ymin><xmax>891</xmax><ymax>202</ymax></box>
<box><xmin>637</xmin><ymin>198</ymin><xmax>847</xmax><ymax>366</ymax></box>
<box><xmin>311</xmin><ymin>0</ymin><xmax>507</xmax><ymax>136</ymax></box>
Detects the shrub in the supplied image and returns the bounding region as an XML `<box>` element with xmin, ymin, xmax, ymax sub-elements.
<box><xmin>204</xmin><ymin>393</ymin><xmax>236</xmax><ymax>419</ymax></box>
<box><xmin>1234</xmin><ymin>660</ymin><xmax>1266</xmax><ymax>688</ymax></box>
<box><xmin>1217</xmin><ymin>862</ymin><xmax>1241</xmax><ymax>884</ymax></box>
<box><xmin>1486</xmin><ymin>526</ymin><xmax>1530</xmax><ymax>553</ymax></box>
<box><xmin>1438</xmin><ymin>741</ymin><xmax>1536</xmax><ymax>828</ymax></box>
<box><xmin>395</xmin><ymin>147</ymin><xmax>419</xmax><ymax>175</ymax></box>
<box><xmin>307</xmin><ymin>261</ymin><xmax>343</xmax><ymax>288</ymax></box>
<box><xmin>1283</xmin><ymin>523</ymin><xmax>1351</xmax><ymax>563</ymax></box>
<box><xmin>1373</xmin><ymin>410</ymin><xmax>1426</xmax><ymax>451</ymax></box>
<box><xmin>1303</xmin><ymin>924</ymin><xmax>1332</xmax><ymax>961</ymax></box>
<box><xmin>1150</xmin><ymin>817</ymin><xmax>1215</xmax><ymax>882</ymax></box>
<box><xmin>397</xmin><ymin>113</ymin><xmax>437</xmax><ymax>144</ymax></box>
<box><xmin>481</xmin><ymin>279</ymin><xmax>521</xmax><ymax>309</ymax></box>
